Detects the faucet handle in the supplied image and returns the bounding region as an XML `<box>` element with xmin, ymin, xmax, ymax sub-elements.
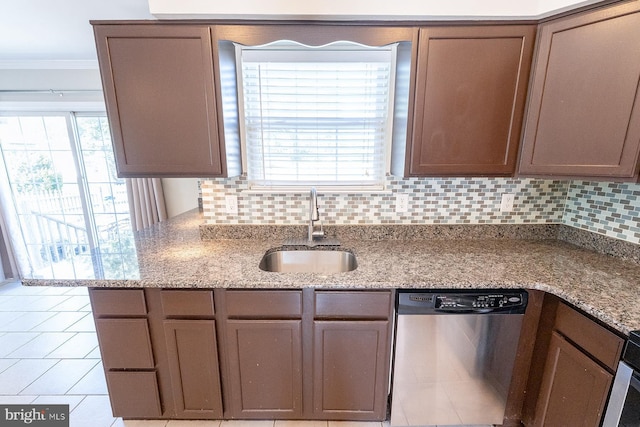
<box><xmin>311</xmin><ymin>222</ymin><xmax>325</xmax><ymax>239</ymax></box>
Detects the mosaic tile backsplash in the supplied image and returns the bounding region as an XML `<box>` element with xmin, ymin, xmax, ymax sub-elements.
<box><xmin>201</xmin><ymin>176</ymin><xmax>569</xmax><ymax>226</ymax></box>
<box><xmin>563</xmin><ymin>181</ymin><xmax>640</xmax><ymax>245</ymax></box>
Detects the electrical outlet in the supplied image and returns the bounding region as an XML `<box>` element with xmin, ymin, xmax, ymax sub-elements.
<box><xmin>225</xmin><ymin>195</ymin><xmax>238</xmax><ymax>215</ymax></box>
<box><xmin>396</xmin><ymin>194</ymin><xmax>409</xmax><ymax>213</ymax></box>
<box><xmin>500</xmin><ymin>193</ymin><xmax>515</xmax><ymax>213</ymax></box>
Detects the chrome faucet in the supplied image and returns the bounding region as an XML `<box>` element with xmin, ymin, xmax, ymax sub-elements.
<box><xmin>282</xmin><ymin>187</ymin><xmax>338</xmax><ymax>247</ymax></box>
<box><xmin>308</xmin><ymin>187</ymin><xmax>325</xmax><ymax>242</ymax></box>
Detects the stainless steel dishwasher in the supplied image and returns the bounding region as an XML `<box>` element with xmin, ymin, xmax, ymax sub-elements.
<box><xmin>391</xmin><ymin>290</ymin><xmax>528</xmax><ymax>426</ymax></box>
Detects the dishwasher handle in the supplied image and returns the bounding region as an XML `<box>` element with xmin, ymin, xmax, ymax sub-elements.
<box><xmin>434</xmin><ymin>308</ymin><xmax>493</xmax><ymax>314</ymax></box>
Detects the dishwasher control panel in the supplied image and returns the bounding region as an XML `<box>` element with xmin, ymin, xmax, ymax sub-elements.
<box><xmin>436</xmin><ymin>294</ymin><xmax>522</xmax><ymax>310</ymax></box>
<box><xmin>397</xmin><ymin>290</ymin><xmax>528</xmax><ymax>314</ymax></box>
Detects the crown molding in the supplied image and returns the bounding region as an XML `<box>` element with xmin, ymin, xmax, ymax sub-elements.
<box><xmin>0</xmin><ymin>60</ymin><xmax>99</xmax><ymax>70</ymax></box>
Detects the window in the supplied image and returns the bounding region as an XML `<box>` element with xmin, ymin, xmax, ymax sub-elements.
<box><xmin>0</xmin><ymin>113</ymin><xmax>137</xmax><ymax>280</ymax></box>
<box><xmin>237</xmin><ymin>41</ymin><xmax>397</xmax><ymax>189</ymax></box>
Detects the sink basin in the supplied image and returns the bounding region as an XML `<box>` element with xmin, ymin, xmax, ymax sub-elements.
<box><xmin>259</xmin><ymin>249</ymin><xmax>358</xmax><ymax>273</ymax></box>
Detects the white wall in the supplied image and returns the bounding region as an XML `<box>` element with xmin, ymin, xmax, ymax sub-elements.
<box><xmin>162</xmin><ymin>178</ymin><xmax>200</xmax><ymax>218</ymax></box>
<box><xmin>0</xmin><ymin>62</ymin><xmax>102</xmax><ymax>91</ymax></box>
<box><xmin>149</xmin><ymin>0</ymin><xmax>604</xmax><ymax>20</ymax></box>
<box><xmin>0</xmin><ymin>62</ymin><xmax>105</xmax><ymax>111</ymax></box>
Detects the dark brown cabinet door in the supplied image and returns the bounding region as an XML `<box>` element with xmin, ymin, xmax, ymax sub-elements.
<box><xmin>163</xmin><ymin>320</ymin><xmax>223</xmax><ymax>419</ymax></box>
<box><xmin>408</xmin><ymin>25</ymin><xmax>535</xmax><ymax>176</ymax></box>
<box><xmin>95</xmin><ymin>318</ymin><xmax>155</xmax><ymax>370</ymax></box>
<box><xmin>519</xmin><ymin>2</ymin><xmax>640</xmax><ymax>179</ymax></box>
<box><xmin>106</xmin><ymin>371</ymin><xmax>162</xmax><ymax>418</ymax></box>
<box><xmin>533</xmin><ymin>331</ymin><xmax>613</xmax><ymax>427</ymax></box>
<box><xmin>225</xmin><ymin>320</ymin><xmax>303</xmax><ymax>418</ymax></box>
<box><xmin>94</xmin><ymin>25</ymin><xmax>224</xmax><ymax>177</ymax></box>
<box><xmin>312</xmin><ymin>320</ymin><xmax>389</xmax><ymax>420</ymax></box>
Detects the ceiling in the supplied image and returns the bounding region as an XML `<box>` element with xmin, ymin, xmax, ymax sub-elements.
<box><xmin>0</xmin><ymin>0</ymin><xmax>603</xmax><ymax>63</ymax></box>
<box><xmin>0</xmin><ymin>0</ymin><xmax>153</xmax><ymax>62</ymax></box>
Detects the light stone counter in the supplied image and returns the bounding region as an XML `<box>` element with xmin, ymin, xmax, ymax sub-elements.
<box><xmin>21</xmin><ymin>210</ymin><xmax>640</xmax><ymax>335</ymax></box>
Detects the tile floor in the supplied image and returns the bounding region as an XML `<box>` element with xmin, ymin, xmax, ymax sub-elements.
<box><xmin>0</xmin><ymin>281</ymin><xmax>390</xmax><ymax>427</ymax></box>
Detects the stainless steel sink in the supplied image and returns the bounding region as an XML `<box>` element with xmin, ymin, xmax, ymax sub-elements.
<box><xmin>259</xmin><ymin>249</ymin><xmax>357</xmax><ymax>273</ymax></box>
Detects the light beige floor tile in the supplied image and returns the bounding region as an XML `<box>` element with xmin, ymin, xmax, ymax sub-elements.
<box><xmin>85</xmin><ymin>346</ymin><xmax>102</xmax><ymax>359</ymax></box>
<box><xmin>328</xmin><ymin>423</ymin><xmax>384</xmax><ymax>427</ymax></box>
<box><xmin>0</xmin><ymin>281</ymin><xmax>25</xmax><ymax>294</ymax></box>
<box><xmin>8</xmin><ymin>332</ymin><xmax>76</xmax><ymax>358</ymax></box>
<box><xmin>47</xmin><ymin>332</ymin><xmax>99</xmax><ymax>358</ymax></box>
<box><xmin>32</xmin><ymin>394</ymin><xmax>86</xmax><ymax>411</ymax></box>
<box><xmin>62</xmin><ymin>287</ymin><xmax>89</xmax><ymax>296</ymax></box>
<box><xmin>0</xmin><ymin>358</ymin><xmax>19</xmax><ymax>373</ymax></box>
<box><xmin>33</xmin><ymin>286</ymin><xmax>75</xmax><ymax>296</ymax></box>
<box><xmin>70</xmin><ymin>395</ymin><xmax>117</xmax><ymax>427</ymax></box>
<box><xmin>275</xmin><ymin>422</ymin><xmax>328</xmax><ymax>427</ymax></box>
<box><xmin>0</xmin><ymin>395</ymin><xmax>38</xmax><ymax>403</ymax></box>
<box><xmin>21</xmin><ymin>359</ymin><xmax>100</xmax><ymax>395</ymax></box>
<box><xmin>166</xmin><ymin>421</ymin><xmax>221</xmax><ymax>426</ymax></box>
<box><xmin>65</xmin><ymin>313</ymin><xmax>96</xmax><ymax>332</ymax></box>
<box><xmin>0</xmin><ymin>283</ymin><xmax>46</xmax><ymax>296</ymax></box>
<box><xmin>0</xmin><ymin>295</ymin><xmax>46</xmax><ymax>311</ymax></box>
<box><xmin>220</xmin><ymin>421</ymin><xmax>274</xmax><ymax>427</ymax></box>
<box><xmin>0</xmin><ymin>311</ymin><xmax>56</xmax><ymax>332</ymax></box>
<box><xmin>0</xmin><ymin>332</ymin><xmax>40</xmax><ymax>357</ymax></box>
<box><xmin>30</xmin><ymin>311</ymin><xmax>88</xmax><ymax>332</ymax></box>
<box><xmin>51</xmin><ymin>295</ymin><xmax>91</xmax><ymax>312</ymax></box>
<box><xmin>23</xmin><ymin>296</ymin><xmax>75</xmax><ymax>312</ymax></box>
<box><xmin>0</xmin><ymin>311</ymin><xmax>19</xmax><ymax>327</ymax></box>
<box><xmin>67</xmin><ymin>362</ymin><xmax>108</xmax><ymax>395</ymax></box>
<box><xmin>117</xmin><ymin>419</ymin><xmax>169</xmax><ymax>426</ymax></box>
<box><xmin>0</xmin><ymin>358</ymin><xmax>59</xmax><ymax>394</ymax></box>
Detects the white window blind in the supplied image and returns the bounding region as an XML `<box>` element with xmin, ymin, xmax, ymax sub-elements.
<box><xmin>237</xmin><ymin>42</ymin><xmax>396</xmax><ymax>188</ymax></box>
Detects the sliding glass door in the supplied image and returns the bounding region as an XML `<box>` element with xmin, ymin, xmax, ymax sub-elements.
<box><xmin>0</xmin><ymin>113</ymin><xmax>137</xmax><ymax>280</ymax></box>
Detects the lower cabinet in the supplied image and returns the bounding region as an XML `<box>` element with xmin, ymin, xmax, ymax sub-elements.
<box><xmin>220</xmin><ymin>288</ymin><xmax>393</xmax><ymax>421</ymax></box>
<box><xmin>89</xmin><ymin>289</ymin><xmax>163</xmax><ymax>418</ymax></box>
<box><xmin>105</xmin><ymin>371</ymin><xmax>162</xmax><ymax>418</ymax></box>
<box><xmin>523</xmin><ymin>297</ymin><xmax>625</xmax><ymax>427</ymax></box>
<box><xmin>89</xmin><ymin>287</ymin><xmax>393</xmax><ymax>421</ymax></box>
<box><xmin>312</xmin><ymin>321</ymin><xmax>389</xmax><ymax>419</ymax></box>
<box><xmin>534</xmin><ymin>332</ymin><xmax>612</xmax><ymax>426</ymax></box>
<box><xmin>225</xmin><ymin>320</ymin><xmax>303</xmax><ymax>418</ymax></box>
<box><xmin>163</xmin><ymin>320</ymin><xmax>223</xmax><ymax>419</ymax></box>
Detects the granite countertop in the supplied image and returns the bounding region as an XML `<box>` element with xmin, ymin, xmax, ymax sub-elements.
<box><xmin>22</xmin><ymin>210</ymin><xmax>640</xmax><ymax>335</ymax></box>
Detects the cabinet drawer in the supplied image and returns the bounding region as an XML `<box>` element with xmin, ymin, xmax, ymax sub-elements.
<box><xmin>96</xmin><ymin>318</ymin><xmax>155</xmax><ymax>369</ymax></box>
<box><xmin>106</xmin><ymin>371</ymin><xmax>162</xmax><ymax>418</ymax></box>
<box><xmin>555</xmin><ymin>303</ymin><xmax>624</xmax><ymax>370</ymax></box>
<box><xmin>161</xmin><ymin>290</ymin><xmax>215</xmax><ymax>317</ymax></box>
<box><xmin>226</xmin><ymin>290</ymin><xmax>302</xmax><ymax>318</ymax></box>
<box><xmin>315</xmin><ymin>291</ymin><xmax>392</xmax><ymax>319</ymax></box>
<box><xmin>90</xmin><ymin>289</ymin><xmax>146</xmax><ymax>316</ymax></box>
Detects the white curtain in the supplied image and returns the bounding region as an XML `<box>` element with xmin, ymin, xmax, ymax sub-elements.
<box><xmin>126</xmin><ymin>178</ymin><xmax>168</xmax><ymax>231</ymax></box>
<box><xmin>0</xmin><ymin>215</ymin><xmax>19</xmax><ymax>280</ymax></box>
<box><xmin>0</xmin><ymin>171</ymin><xmax>31</xmax><ymax>279</ymax></box>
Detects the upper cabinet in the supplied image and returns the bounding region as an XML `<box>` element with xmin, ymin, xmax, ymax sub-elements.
<box><xmin>93</xmin><ymin>24</ymin><xmax>240</xmax><ymax>178</ymax></box>
<box><xmin>518</xmin><ymin>2</ymin><xmax>640</xmax><ymax>180</ymax></box>
<box><xmin>396</xmin><ymin>25</ymin><xmax>536</xmax><ymax>177</ymax></box>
